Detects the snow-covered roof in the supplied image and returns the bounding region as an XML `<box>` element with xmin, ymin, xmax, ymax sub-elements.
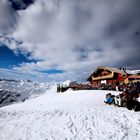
<box><xmin>99</xmin><ymin>66</ymin><xmax>127</xmax><ymax>75</ymax></box>
<box><xmin>126</xmin><ymin>70</ymin><xmax>140</xmax><ymax>75</ymax></box>
<box><xmin>87</xmin><ymin>66</ymin><xmax>127</xmax><ymax>80</ymax></box>
<box><xmin>87</xmin><ymin>66</ymin><xmax>140</xmax><ymax>81</ymax></box>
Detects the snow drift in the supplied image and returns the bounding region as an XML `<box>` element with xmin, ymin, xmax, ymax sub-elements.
<box><xmin>0</xmin><ymin>89</ymin><xmax>140</xmax><ymax>140</ymax></box>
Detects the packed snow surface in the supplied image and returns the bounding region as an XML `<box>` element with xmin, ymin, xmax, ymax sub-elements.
<box><xmin>0</xmin><ymin>88</ymin><xmax>140</xmax><ymax>140</ymax></box>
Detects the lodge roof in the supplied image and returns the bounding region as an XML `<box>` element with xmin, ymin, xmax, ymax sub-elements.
<box><xmin>126</xmin><ymin>70</ymin><xmax>140</xmax><ymax>75</ymax></box>
<box><xmin>101</xmin><ymin>66</ymin><xmax>127</xmax><ymax>75</ymax></box>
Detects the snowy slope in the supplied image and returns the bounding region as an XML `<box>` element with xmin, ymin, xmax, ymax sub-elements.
<box><xmin>0</xmin><ymin>89</ymin><xmax>140</xmax><ymax>140</ymax></box>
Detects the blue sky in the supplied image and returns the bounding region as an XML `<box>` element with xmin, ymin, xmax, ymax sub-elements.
<box><xmin>0</xmin><ymin>45</ymin><xmax>65</xmax><ymax>82</ymax></box>
<box><xmin>0</xmin><ymin>45</ymin><xmax>32</xmax><ymax>68</ymax></box>
<box><xmin>0</xmin><ymin>0</ymin><xmax>140</xmax><ymax>82</ymax></box>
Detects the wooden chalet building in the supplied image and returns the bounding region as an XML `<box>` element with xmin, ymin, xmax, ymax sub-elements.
<box><xmin>87</xmin><ymin>66</ymin><xmax>140</xmax><ymax>86</ymax></box>
<box><xmin>87</xmin><ymin>66</ymin><xmax>127</xmax><ymax>86</ymax></box>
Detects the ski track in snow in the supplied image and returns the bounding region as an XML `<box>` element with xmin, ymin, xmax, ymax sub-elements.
<box><xmin>0</xmin><ymin>90</ymin><xmax>140</xmax><ymax>140</ymax></box>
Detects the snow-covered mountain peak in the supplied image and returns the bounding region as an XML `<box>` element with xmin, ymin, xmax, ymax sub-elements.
<box><xmin>0</xmin><ymin>78</ymin><xmax>56</xmax><ymax>107</ymax></box>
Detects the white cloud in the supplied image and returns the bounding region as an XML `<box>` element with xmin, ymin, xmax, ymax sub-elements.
<box><xmin>0</xmin><ymin>0</ymin><xmax>17</xmax><ymax>35</ymax></box>
<box><xmin>0</xmin><ymin>0</ymin><xmax>140</xmax><ymax>82</ymax></box>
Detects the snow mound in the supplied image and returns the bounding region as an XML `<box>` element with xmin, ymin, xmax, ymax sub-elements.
<box><xmin>62</xmin><ymin>80</ymin><xmax>71</xmax><ymax>87</ymax></box>
<box><xmin>0</xmin><ymin>89</ymin><xmax>140</xmax><ymax>140</ymax></box>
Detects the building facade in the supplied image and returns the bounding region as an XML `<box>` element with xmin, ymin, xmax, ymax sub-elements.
<box><xmin>87</xmin><ymin>66</ymin><xmax>140</xmax><ymax>86</ymax></box>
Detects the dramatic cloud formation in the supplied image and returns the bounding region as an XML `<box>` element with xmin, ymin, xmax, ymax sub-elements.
<box><xmin>0</xmin><ymin>0</ymin><xmax>140</xmax><ymax>82</ymax></box>
<box><xmin>9</xmin><ymin>0</ymin><xmax>35</xmax><ymax>10</ymax></box>
<box><xmin>0</xmin><ymin>0</ymin><xmax>17</xmax><ymax>34</ymax></box>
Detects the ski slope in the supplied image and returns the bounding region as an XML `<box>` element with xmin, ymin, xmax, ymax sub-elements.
<box><xmin>0</xmin><ymin>88</ymin><xmax>140</xmax><ymax>140</ymax></box>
